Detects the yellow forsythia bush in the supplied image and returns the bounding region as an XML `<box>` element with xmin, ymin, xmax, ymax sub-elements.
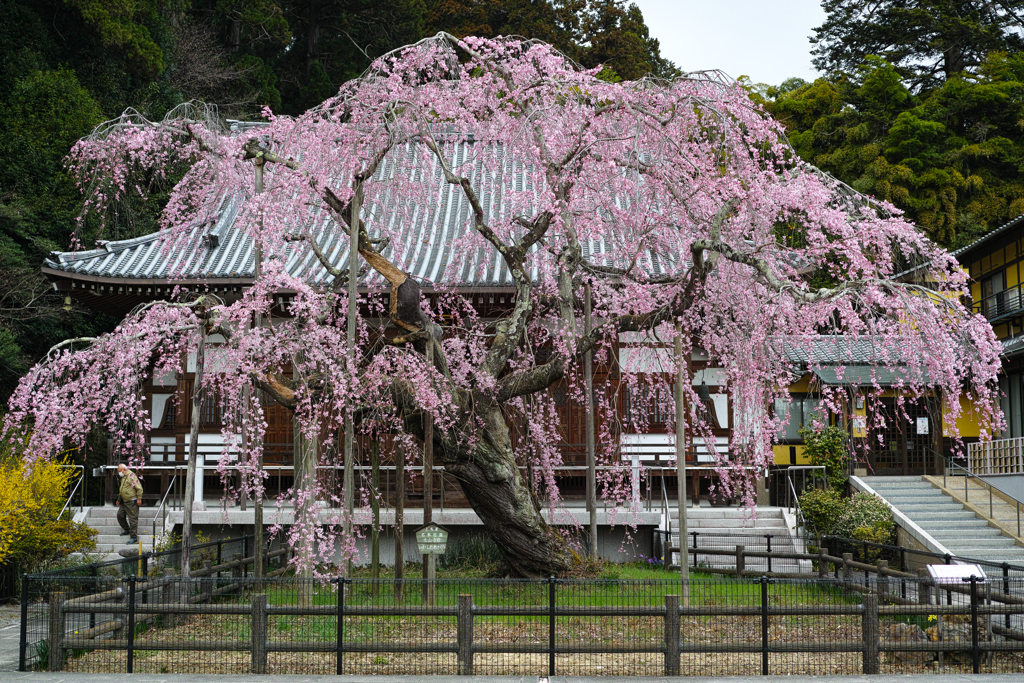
<box><xmin>0</xmin><ymin>441</ymin><xmax>96</xmax><ymax>569</ymax></box>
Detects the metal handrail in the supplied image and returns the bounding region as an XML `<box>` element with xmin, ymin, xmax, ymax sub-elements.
<box><xmin>943</xmin><ymin>454</ymin><xmax>1023</xmax><ymax>538</ymax></box>
<box><xmin>56</xmin><ymin>465</ymin><xmax>86</xmax><ymax>521</ymax></box>
<box><xmin>152</xmin><ymin>474</ymin><xmax>178</xmax><ymax>544</ymax></box>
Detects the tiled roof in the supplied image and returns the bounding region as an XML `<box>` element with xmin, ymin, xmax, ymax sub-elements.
<box><xmin>951</xmin><ymin>214</ymin><xmax>1024</xmax><ymax>260</ymax></box>
<box><xmin>45</xmin><ymin>141</ymin><xmax>655</xmax><ymax>290</ymax></box>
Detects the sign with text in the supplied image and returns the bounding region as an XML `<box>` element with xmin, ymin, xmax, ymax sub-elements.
<box><xmin>415</xmin><ymin>523</ymin><xmax>450</xmax><ymax>556</ymax></box>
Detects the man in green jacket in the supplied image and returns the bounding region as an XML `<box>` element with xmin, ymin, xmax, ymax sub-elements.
<box><xmin>116</xmin><ymin>462</ymin><xmax>143</xmax><ymax>543</ymax></box>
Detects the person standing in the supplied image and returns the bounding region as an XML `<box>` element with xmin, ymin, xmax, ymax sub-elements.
<box><xmin>116</xmin><ymin>461</ymin><xmax>143</xmax><ymax>543</ymax></box>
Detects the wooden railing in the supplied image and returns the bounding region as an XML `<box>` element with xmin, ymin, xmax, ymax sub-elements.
<box><xmin>968</xmin><ymin>437</ymin><xmax>1024</xmax><ymax>475</ymax></box>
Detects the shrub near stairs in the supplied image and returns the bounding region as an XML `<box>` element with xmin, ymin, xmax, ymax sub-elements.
<box><xmin>799</xmin><ymin>488</ymin><xmax>895</xmax><ymax>550</ymax></box>
<box><xmin>0</xmin><ymin>443</ymin><xmax>96</xmax><ymax>570</ymax></box>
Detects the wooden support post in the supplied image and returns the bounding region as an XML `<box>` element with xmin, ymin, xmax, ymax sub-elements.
<box><xmin>395</xmin><ymin>440</ymin><xmax>405</xmax><ymax>602</ymax></box>
<box><xmin>862</xmin><ymin>594</ymin><xmax>879</xmax><ymax>675</ymax></box>
<box><xmin>818</xmin><ymin>547</ymin><xmax>828</xmax><ymax>580</ymax></box>
<box><xmin>842</xmin><ymin>553</ymin><xmax>853</xmax><ymax>584</ymax></box>
<box><xmin>675</xmin><ymin>331</ymin><xmax>690</xmax><ymax>596</ymax></box>
<box><xmin>457</xmin><ymin>594</ymin><xmax>474</xmax><ymax>675</ymax></box>
<box><xmin>47</xmin><ymin>592</ymin><xmax>65</xmax><ymax>672</ymax></box>
<box><xmin>584</xmin><ymin>283</ymin><xmax>598</xmax><ymax>559</ymax></box>
<box><xmin>876</xmin><ymin>560</ymin><xmax>889</xmax><ymax>599</ymax></box>
<box><xmin>735</xmin><ymin>545</ymin><xmax>745</xmax><ymax>578</ymax></box>
<box><xmin>423</xmin><ymin>342</ymin><xmax>435</xmax><ymax>606</ymax></box>
<box><xmin>918</xmin><ymin>569</ymin><xmax>932</xmax><ymax>607</ymax></box>
<box><xmin>181</xmin><ymin>324</ymin><xmax>207</xmax><ymax>578</ymax></box>
<box><xmin>664</xmin><ymin>594</ymin><xmax>680</xmax><ymax>676</ymax></box>
<box><xmin>201</xmin><ymin>560</ymin><xmax>213</xmax><ymax>599</ymax></box>
<box><xmin>251</xmin><ymin>594</ymin><xmax>268</xmax><ymax>674</ymax></box>
<box><xmin>253</xmin><ymin>156</ymin><xmax>265</xmax><ymax>580</ymax></box>
<box><xmin>161</xmin><ymin>581</ymin><xmax>176</xmax><ymax>628</ymax></box>
<box><xmin>232</xmin><ymin>553</ymin><xmax>243</xmax><ymax>580</ymax></box>
<box><xmin>343</xmin><ymin>185</ymin><xmax>360</xmax><ymax>580</ymax></box>
<box><xmin>370</xmin><ymin>438</ymin><xmax>381</xmax><ymax>595</ymax></box>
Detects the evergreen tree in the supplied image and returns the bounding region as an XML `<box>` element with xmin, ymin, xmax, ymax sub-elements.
<box><xmin>812</xmin><ymin>0</ymin><xmax>1024</xmax><ymax>91</ymax></box>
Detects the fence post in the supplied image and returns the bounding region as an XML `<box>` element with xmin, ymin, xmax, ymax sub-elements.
<box><xmin>664</xmin><ymin>594</ymin><xmax>680</xmax><ymax>676</ymax></box>
<box><xmin>548</xmin><ymin>576</ymin><xmax>556</xmax><ymax>676</ymax></box>
<box><xmin>126</xmin><ymin>576</ymin><xmax>136</xmax><ymax>674</ymax></box>
<box><xmin>842</xmin><ymin>553</ymin><xmax>853</xmax><ymax>585</ymax></box>
<box><xmin>201</xmin><ymin>560</ymin><xmax>213</xmax><ymax>598</ymax></box>
<box><xmin>736</xmin><ymin>546</ymin><xmax>745</xmax><ymax>578</ymax></box>
<box><xmin>969</xmin><ymin>575</ymin><xmax>980</xmax><ymax>674</ymax></box>
<box><xmin>162</xmin><ymin>579</ymin><xmax>176</xmax><ymax>628</ymax></box>
<box><xmin>862</xmin><ymin>593</ymin><xmax>879</xmax><ymax>675</ymax></box>
<box><xmin>252</xmin><ymin>594</ymin><xmax>267</xmax><ymax>674</ymax></box>
<box><xmin>19</xmin><ymin>574</ymin><xmax>28</xmax><ymax>671</ymax></box>
<box><xmin>1003</xmin><ymin>563</ymin><xmax>1011</xmax><ymax>630</ymax></box>
<box><xmin>90</xmin><ymin>565</ymin><xmax>98</xmax><ymax>629</ymax></box>
<box><xmin>47</xmin><ymin>591</ymin><xmax>65</xmax><ymax>672</ymax></box>
<box><xmin>817</xmin><ymin>547</ymin><xmax>828</xmax><ymax>580</ymax></box>
<box><xmin>692</xmin><ymin>531</ymin><xmax>698</xmax><ymax>569</ymax></box>
<box><xmin>336</xmin><ymin>578</ymin><xmax>345</xmax><ymax>675</ymax></box>
<box><xmin>766</xmin><ymin>535</ymin><xmax>772</xmax><ymax>573</ymax></box>
<box><xmin>457</xmin><ymin>594</ymin><xmax>474</xmax><ymax>675</ymax></box>
<box><xmin>232</xmin><ymin>553</ymin><xmax>243</xmax><ymax>580</ymax></box>
<box><xmin>760</xmin><ymin>576</ymin><xmax>769</xmax><ymax>675</ymax></box>
<box><xmin>876</xmin><ymin>560</ymin><xmax>888</xmax><ymax>599</ymax></box>
<box><xmin>917</xmin><ymin>569</ymin><xmax>932</xmax><ymax>607</ymax></box>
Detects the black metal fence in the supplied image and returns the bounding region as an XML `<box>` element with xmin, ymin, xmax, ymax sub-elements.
<box><xmin>19</xmin><ymin>572</ymin><xmax>1024</xmax><ymax>676</ymax></box>
<box><xmin>822</xmin><ymin>535</ymin><xmax>1024</xmax><ymax>581</ymax></box>
<box><xmin>654</xmin><ymin>531</ymin><xmax>801</xmax><ymax>575</ymax></box>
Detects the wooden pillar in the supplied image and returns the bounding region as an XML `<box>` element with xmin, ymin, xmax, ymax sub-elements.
<box><xmin>862</xmin><ymin>594</ymin><xmax>879</xmax><ymax>674</ymax></box>
<box><xmin>664</xmin><ymin>594</ymin><xmax>680</xmax><ymax>675</ymax></box>
<box><xmin>423</xmin><ymin>342</ymin><xmax>435</xmax><ymax>604</ymax></box>
<box><xmin>251</xmin><ymin>594</ymin><xmax>268</xmax><ymax>674</ymax></box>
<box><xmin>457</xmin><ymin>594</ymin><xmax>474</xmax><ymax>674</ymax></box>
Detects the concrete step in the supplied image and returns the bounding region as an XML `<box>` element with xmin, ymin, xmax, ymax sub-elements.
<box><xmin>904</xmin><ymin>510</ymin><xmax>986</xmax><ymax>520</ymax></box>
<box><xmin>927</xmin><ymin>526</ymin><xmax>1004</xmax><ymax>538</ymax></box>
<box><xmin>861</xmin><ymin>476</ymin><xmax>1024</xmax><ymax>570</ymax></box>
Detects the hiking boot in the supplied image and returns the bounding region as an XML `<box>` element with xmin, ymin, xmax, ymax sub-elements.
<box><xmin>127</xmin><ymin>538</ymin><xmax>138</xmax><ymax>544</ymax></box>
<box><xmin>119</xmin><ymin>530</ymin><xmax>130</xmax><ymax>536</ymax></box>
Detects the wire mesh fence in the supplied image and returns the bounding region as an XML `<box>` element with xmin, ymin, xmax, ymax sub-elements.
<box><xmin>19</xmin><ymin>573</ymin><xmax>1024</xmax><ymax>676</ymax></box>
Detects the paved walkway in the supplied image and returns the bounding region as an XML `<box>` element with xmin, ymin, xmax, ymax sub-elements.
<box><xmin>5</xmin><ymin>674</ymin><xmax>1024</xmax><ymax>682</ymax></box>
<box><xmin>1</xmin><ymin>603</ymin><xmax>21</xmax><ymax>672</ymax></box>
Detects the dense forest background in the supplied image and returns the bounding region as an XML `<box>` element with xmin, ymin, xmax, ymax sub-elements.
<box><xmin>3</xmin><ymin>0</ymin><xmax>1024</xmax><ymax>400</ymax></box>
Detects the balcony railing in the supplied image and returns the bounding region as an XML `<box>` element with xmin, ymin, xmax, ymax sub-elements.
<box><xmin>974</xmin><ymin>283</ymin><xmax>1024</xmax><ymax>321</ymax></box>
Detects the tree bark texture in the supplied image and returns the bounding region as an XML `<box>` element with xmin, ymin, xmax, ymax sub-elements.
<box><xmin>409</xmin><ymin>392</ymin><xmax>575</xmax><ymax>577</ymax></box>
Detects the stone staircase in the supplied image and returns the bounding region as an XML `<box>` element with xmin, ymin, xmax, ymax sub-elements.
<box><xmin>862</xmin><ymin>475</ymin><xmax>1024</xmax><ymax>568</ymax></box>
<box><xmin>81</xmin><ymin>506</ymin><xmax>166</xmax><ymax>560</ymax></box>
<box><xmin>667</xmin><ymin>506</ymin><xmax>806</xmax><ymax>573</ymax></box>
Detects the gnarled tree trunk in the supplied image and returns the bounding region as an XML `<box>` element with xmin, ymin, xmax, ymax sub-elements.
<box><xmin>415</xmin><ymin>392</ymin><xmax>575</xmax><ymax>577</ymax></box>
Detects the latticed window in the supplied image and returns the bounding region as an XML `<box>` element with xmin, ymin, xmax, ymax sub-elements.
<box><xmin>200</xmin><ymin>393</ymin><xmax>221</xmax><ymax>426</ymax></box>
<box><xmin>162</xmin><ymin>400</ymin><xmax>177</xmax><ymax>428</ymax></box>
<box><xmin>623</xmin><ymin>383</ymin><xmax>673</xmax><ymax>427</ymax></box>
